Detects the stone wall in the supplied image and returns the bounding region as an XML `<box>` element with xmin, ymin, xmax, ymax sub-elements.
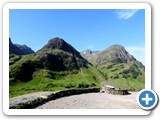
<box><xmin>101</xmin><ymin>86</ymin><xmax>129</xmax><ymax>95</ymax></box>
<box><xmin>109</xmin><ymin>89</ymin><xmax>129</xmax><ymax>95</ymax></box>
<box><xmin>10</xmin><ymin>88</ymin><xmax>100</xmax><ymax>109</ymax></box>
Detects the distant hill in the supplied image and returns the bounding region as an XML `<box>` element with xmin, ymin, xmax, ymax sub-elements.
<box><xmin>9</xmin><ymin>37</ymin><xmax>105</xmax><ymax>98</ymax></box>
<box><xmin>81</xmin><ymin>44</ymin><xmax>145</xmax><ymax>90</ymax></box>
<box><xmin>9</xmin><ymin>38</ymin><xmax>35</xmax><ymax>55</ymax></box>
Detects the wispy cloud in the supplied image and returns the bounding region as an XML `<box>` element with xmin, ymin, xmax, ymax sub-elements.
<box><xmin>117</xmin><ymin>9</ymin><xmax>139</xmax><ymax>20</ymax></box>
<box><xmin>86</xmin><ymin>45</ymin><xmax>94</xmax><ymax>50</ymax></box>
<box><xmin>125</xmin><ymin>46</ymin><xmax>145</xmax><ymax>65</ymax></box>
<box><xmin>125</xmin><ymin>46</ymin><xmax>145</xmax><ymax>53</ymax></box>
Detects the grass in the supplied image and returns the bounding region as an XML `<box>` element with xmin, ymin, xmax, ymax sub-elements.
<box><xmin>9</xmin><ymin>49</ymin><xmax>107</xmax><ymax>98</ymax></box>
<box><xmin>108</xmin><ymin>78</ymin><xmax>145</xmax><ymax>90</ymax></box>
<box><xmin>97</xmin><ymin>62</ymin><xmax>145</xmax><ymax>90</ymax></box>
<box><xmin>9</xmin><ymin>64</ymin><xmax>103</xmax><ymax>98</ymax></box>
<box><xmin>9</xmin><ymin>54</ymin><xmax>22</xmax><ymax>65</ymax></box>
<box><xmin>9</xmin><ymin>49</ymin><xmax>145</xmax><ymax>98</ymax></box>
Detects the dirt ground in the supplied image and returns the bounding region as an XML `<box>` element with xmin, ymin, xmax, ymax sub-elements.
<box><xmin>35</xmin><ymin>92</ymin><xmax>140</xmax><ymax>109</ymax></box>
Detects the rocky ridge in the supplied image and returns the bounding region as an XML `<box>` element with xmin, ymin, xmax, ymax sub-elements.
<box><xmin>9</xmin><ymin>38</ymin><xmax>35</xmax><ymax>55</ymax></box>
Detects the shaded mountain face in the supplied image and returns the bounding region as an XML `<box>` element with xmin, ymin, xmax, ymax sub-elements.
<box><xmin>35</xmin><ymin>37</ymin><xmax>88</xmax><ymax>71</ymax></box>
<box><xmin>14</xmin><ymin>44</ymin><xmax>35</xmax><ymax>54</ymax></box>
<box><xmin>9</xmin><ymin>38</ymin><xmax>35</xmax><ymax>55</ymax></box>
<box><xmin>81</xmin><ymin>44</ymin><xmax>145</xmax><ymax>90</ymax></box>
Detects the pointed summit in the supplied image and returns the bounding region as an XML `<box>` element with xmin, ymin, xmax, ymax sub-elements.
<box><xmin>41</xmin><ymin>37</ymin><xmax>80</xmax><ymax>56</ymax></box>
<box><xmin>42</xmin><ymin>37</ymin><xmax>68</xmax><ymax>49</ymax></box>
<box><xmin>106</xmin><ymin>44</ymin><xmax>125</xmax><ymax>51</ymax></box>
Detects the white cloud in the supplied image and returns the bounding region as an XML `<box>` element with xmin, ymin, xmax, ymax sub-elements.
<box><xmin>125</xmin><ymin>46</ymin><xmax>145</xmax><ymax>65</ymax></box>
<box><xmin>117</xmin><ymin>9</ymin><xmax>139</xmax><ymax>20</ymax></box>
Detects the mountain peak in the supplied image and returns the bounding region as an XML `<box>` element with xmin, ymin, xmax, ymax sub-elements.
<box><xmin>102</xmin><ymin>44</ymin><xmax>135</xmax><ymax>63</ymax></box>
<box><xmin>41</xmin><ymin>37</ymin><xmax>80</xmax><ymax>56</ymax></box>
<box><xmin>43</xmin><ymin>37</ymin><xmax>67</xmax><ymax>49</ymax></box>
<box><xmin>106</xmin><ymin>44</ymin><xmax>125</xmax><ymax>51</ymax></box>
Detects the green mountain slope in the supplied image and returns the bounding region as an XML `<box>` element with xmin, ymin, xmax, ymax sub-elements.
<box><xmin>81</xmin><ymin>44</ymin><xmax>145</xmax><ymax>90</ymax></box>
<box><xmin>9</xmin><ymin>38</ymin><xmax>105</xmax><ymax>98</ymax></box>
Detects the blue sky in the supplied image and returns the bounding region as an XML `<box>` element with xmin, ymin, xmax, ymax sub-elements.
<box><xmin>9</xmin><ymin>9</ymin><xmax>145</xmax><ymax>65</ymax></box>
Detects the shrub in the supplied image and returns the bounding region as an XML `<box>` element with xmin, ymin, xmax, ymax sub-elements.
<box><xmin>10</xmin><ymin>60</ymin><xmax>35</xmax><ymax>82</ymax></box>
<box><xmin>78</xmin><ymin>82</ymin><xmax>90</xmax><ymax>88</ymax></box>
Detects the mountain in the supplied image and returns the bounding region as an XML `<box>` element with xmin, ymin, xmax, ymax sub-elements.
<box><xmin>14</xmin><ymin>44</ymin><xmax>34</xmax><ymax>55</ymax></box>
<box><xmin>9</xmin><ymin>37</ymin><xmax>105</xmax><ymax>98</ymax></box>
<box><xmin>9</xmin><ymin>38</ymin><xmax>35</xmax><ymax>55</ymax></box>
<box><xmin>35</xmin><ymin>37</ymin><xmax>89</xmax><ymax>71</ymax></box>
<box><xmin>9</xmin><ymin>38</ymin><xmax>145</xmax><ymax>98</ymax></box>
<box><xmin>81</xmin><ymin>44</ymin><xmax>145</xmax><ymax>90</ymax></box>
<box><xmin>40</xmin><ymin>37</ymin><xmax>81</xmax><ymax>57</ymax></box>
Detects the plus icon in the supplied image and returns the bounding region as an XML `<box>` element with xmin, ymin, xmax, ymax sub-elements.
<box><xmin>142</xmin><ymin>93</ymin><xmax>153</xmax><ymax>105</ymax></box>
<box><xmin>137</xmin><ymin>89</ymin><xmax>158</xmax><ymax>110</ymax></box>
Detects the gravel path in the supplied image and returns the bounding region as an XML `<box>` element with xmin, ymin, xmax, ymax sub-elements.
<box><xmin>35</xmin><ymin>92</ymin><xmax>140</xmax><ymax>109</ymax></box>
